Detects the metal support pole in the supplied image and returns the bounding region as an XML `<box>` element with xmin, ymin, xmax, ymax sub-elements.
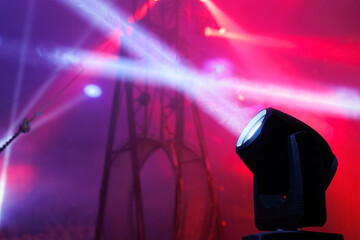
<box><xmin>95</xmin><ymin>79</ymin><xmax>122</xmax><ymax>240</ymax></box>
<box><xmin>125</xmin><ymin>81</ymin><xmax>146</xmax><ymax>240</ymax></box>
<box><xmin>192</xmin><ymin>103</ymin><xmax>226</xmax><ymax>240</ymax></box>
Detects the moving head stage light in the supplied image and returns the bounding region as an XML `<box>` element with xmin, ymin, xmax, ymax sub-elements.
<box><xmin>236</xmin><ymin>108</ymin><xmax>343</xmax><ymax>240</ymax></box>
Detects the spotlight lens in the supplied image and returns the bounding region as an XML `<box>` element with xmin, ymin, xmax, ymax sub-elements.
<box><xmin>237</xmin><ymin>109</ymin><xmax>266</xmax><ymax>147</ymax></box>
<box><xmin>84</xmin><ymin>84</ymin><xmax>102</xmax><ymax>98</ymax></box>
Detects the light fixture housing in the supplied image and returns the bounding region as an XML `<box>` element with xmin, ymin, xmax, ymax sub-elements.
<box><xmin>236</xmin><ymin>108</ymin><xmax>338</xmax><ymax>231</ymax></box>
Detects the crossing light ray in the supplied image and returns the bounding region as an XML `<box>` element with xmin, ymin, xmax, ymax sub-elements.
<box><xmin>0</xmin><ymin>0</ymin><xmax>37</xmax><ymax>224</ymax></box>
<box><xmin>60</xmin><ymin>0</ymin><xmax>181</xmax><ymax>66</ymax></box>
<box><xmin>44</xmin><ymin>43</ymin><xmax>360</xmax><ymax>121</ymax></box>
<box><xmin>31</xmin><ymin>95</ymin><xmax>86</xmax><ymax>132</ymax></box>
<box><xmin>2</xmin><ymin>0</ymin><xmax>357</xmax><ymax>225</ymax></box>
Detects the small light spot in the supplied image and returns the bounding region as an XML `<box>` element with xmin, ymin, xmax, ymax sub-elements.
<box><xmin>237</xmin><ymin>94</ymin><xmax>245</xmax><ymax>101</ymax></box>
<box><xmin>218</xmin><ymin>27</ymin><xmax>226</xmax><ymax>34</ymax></box>
<box><xmin>204</xmin><ymin>27</ymin><xmax>212</xmax><ymax>36</ymax></box>
<box><xmin>84</xmin><ymin>84</ymin><xmax>102</xmax><ymax>98</ymax></box>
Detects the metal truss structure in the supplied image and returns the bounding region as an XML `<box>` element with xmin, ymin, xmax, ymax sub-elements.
<box><xmin>95</xmin><ymin>0</ymin><xmax>225</xmax><ymax>239</ymax></box>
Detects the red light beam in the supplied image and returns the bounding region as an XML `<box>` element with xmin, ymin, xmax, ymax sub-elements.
<box><xmin>134</xmin><ymin>0</ymin><xmax>159</xmax><ymax>21</ymax></box>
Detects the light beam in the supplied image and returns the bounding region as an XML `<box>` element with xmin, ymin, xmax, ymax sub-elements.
<box><xmin>41</xmin><ymin>40</ymin><xmax>360</xmax><ymax>121</ymax></box>
<box><xmin>31</xmin><ymin>95</ymin><xmax>86</xmax><ymax>132</ymax></box>
<box><xmin>0</xmin><ymin>0</ymin><xmax>36</xmax><ymax>224</ymax></box>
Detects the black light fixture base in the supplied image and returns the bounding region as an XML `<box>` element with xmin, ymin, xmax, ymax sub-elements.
<box><xmin>243</xmin><ymin>231</ymin><xmax>344</xmax><ymax>240</ymax></box>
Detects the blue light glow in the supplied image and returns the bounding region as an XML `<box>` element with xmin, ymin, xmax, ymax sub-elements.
<box><xmin>84</xmin><ymin>84</ymin><xmax>102</xmax><ymax>98</ymax></box>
